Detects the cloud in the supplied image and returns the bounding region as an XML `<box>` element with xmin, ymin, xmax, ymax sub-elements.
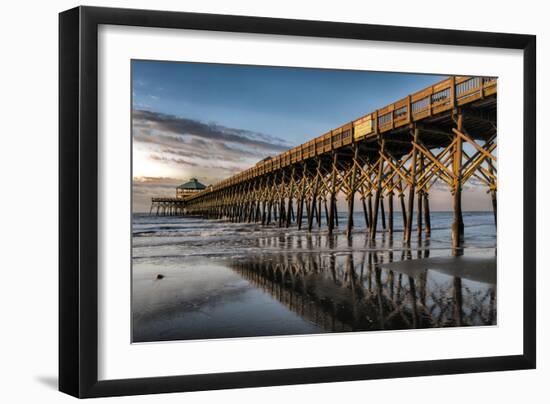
<box><xmin>132</xmin><ymin>109</ymin><xmax>291</xmax><ymax>211</ymax></box>
<box><xmin>133</xmin><ymin>176</ymin><xmax>181</xmax><ymax>184</ymax></box>
<box><xmin>132</xmin><ymin>176</ymin><xmax>179</xmax><ymax>209</ymax></box>
<box><xmin>149</xmin><ymin>154</ymin><xmax>199</xmax><ymax>167</ymax></box>
<box><xmin>133</xmin><ymin>109</ymin><xmax>290</xmax><ymax>152</ymax></box>
<box><xmin>131</xmin><ymin>110</ymin><xmax>289</xmax><ymax>209</ymax></box>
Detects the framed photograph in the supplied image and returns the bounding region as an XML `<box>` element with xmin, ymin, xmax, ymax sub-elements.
<box><xmin>59</xmin><ymin>6</ymin><xmax>536</xmax><ymax>398</ymax></box>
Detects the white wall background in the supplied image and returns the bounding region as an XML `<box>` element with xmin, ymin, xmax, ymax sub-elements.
<box><xmin>0</xmin><ymin>0</ymin><xmax>546</xmax><ymax>402</ymax></box>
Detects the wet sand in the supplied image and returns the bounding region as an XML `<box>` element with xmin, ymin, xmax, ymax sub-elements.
<box><xmin>132</xmin><ymin>212</ymin><xmax>497</xmax><ymax>342</ymax></box>
<box><xmin>377</xmin><ymin>256</ymin><xmax>496</xmax><ymax>284</ymax></box>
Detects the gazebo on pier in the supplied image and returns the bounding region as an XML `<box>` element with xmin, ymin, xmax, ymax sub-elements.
<box><xmin>176</xmin><ymin>177</ymin><xmax>206</xmax><ymax>199</ymax></box>
<box><xmin>150</xmin><ymin>178</ymin><xmax>208</xmax><ymax>216</ymax></box>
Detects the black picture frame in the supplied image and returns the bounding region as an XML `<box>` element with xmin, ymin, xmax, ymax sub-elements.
<box><xmin>59</xmin><ymin>6</ymin><xmax>536</xmax><ymax>398</ymax></box>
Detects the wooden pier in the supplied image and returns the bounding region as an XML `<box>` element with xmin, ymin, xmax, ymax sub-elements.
<box><xmin>151</xmin><ymin>76</ymin><xmax>497</xmax><ymax>249</ymax></box>
<box><xmin>149</xmin><ymin>178</ymin><xmax>207</xmax><ymax>216</ymax></box>
<box><xmin>149</xmin><ymin>197</ymin><xmax>187</xmax><ymax>216</ymax></box>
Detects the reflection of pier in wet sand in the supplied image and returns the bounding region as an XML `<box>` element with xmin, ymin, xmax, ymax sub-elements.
<box><xmin>230</xmin><ymin>236</ymin><xmax>496</xmax><ymax>333</ymax></box>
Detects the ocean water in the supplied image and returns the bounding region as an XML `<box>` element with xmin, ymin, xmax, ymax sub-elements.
<box><xmin>132</xmin><ymin>211</ymin><xmax>496</xmax><ymax>342</ymax></box>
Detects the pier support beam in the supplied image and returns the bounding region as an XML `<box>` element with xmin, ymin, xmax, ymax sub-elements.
<box><xmin>297</xmin><ymin>167</ymin><xmax>307</xmax><ymax>230</ymax></box>
<box><xmin>380</xmin><ymin>196</ymin><xmax>386</xmax><ymax>230</ymax></box>
<box><xmin>491</xmin><ymin>188</ymin><xmax>497</xmax><ymax>227</ymax></box>
<box><xmin>347</xmin><ymin>146</ymin><xmax>359</xmax><ymax>238</ymax></box>
<box><xmin>328</xmin><ymin>153</ymin><xmax>338</xmax><ymax>234</ymax></box>
<box><xmin>452</xmin><ymin>114</ymin><xmax>464</xmax><ymax>253</ymax></box>
<box><xmin>399</xmin><ymin>183</ymin><xmax>407</xmax><ymax>236</ymax></box>
<box><xmin>362</xmin><ymin>197</ymin><xmax>369</xmax><ymax>230</ymax></box>
<box><xmin>286</xmin><ymin>168</ymin><xmax>295</xmax><ymax>228</ymax></box>
<box><xmin>367</xmin><ymin>193</ymin><xmax>374</xmax><ymax>234</ymax></box>
<box><xmin>370</xmin><ymin>141</ymin><xmax>385</xmax><ymax>241</ymax></box>
<box><xmin>388</xmin><ymin>182</ymin><xmax>394</xmax><ymax>235</ymax></box>
<box><xmin>278</xmin><ymin>198</ymin><xmax>283</xmax><ymax>227</ymax></box>
<box><xmin>307</xmin><ymin>195</ymin><xmax>315</xmax><ymax>231</ymax></box>
<box><xmin>423</xmin><ymin>192</ymin><xmax>431</xmax><ymax>237</ymax></box>
<box><xmin>490</xmin><ymin>164</ymin><xmax>497</xmax><ymax>227</ymax></box>
<box><xmin>417</xmin><ymin>155</ymin><xmax>424</xmax><ymax>239</ymax></box>
<box><xmin>308</xmin><ymin>168</ymin><xmax>319</xmax><ymax>232</ymax></box>
<box><xmin>405</xmin><ymin>128</ymin><xmax>419</xmax><ymax>245</ymax></box>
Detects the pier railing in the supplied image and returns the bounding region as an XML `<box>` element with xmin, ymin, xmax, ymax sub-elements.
<box><xmin>188</xmin><ymin>76</ymin><xmax>496</xmax><ymax>194</ymax></box>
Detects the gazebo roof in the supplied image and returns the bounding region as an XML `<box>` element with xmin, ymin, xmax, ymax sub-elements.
<box><xmin>177</xmin><ymin>177</ymin><xmax>206</xmax><ymax>190</ymax></box>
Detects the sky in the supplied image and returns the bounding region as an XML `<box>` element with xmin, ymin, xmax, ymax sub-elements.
<box><xmin>132</xmin><ymin>60</ymin><xmax>492</xmax><ymax>213</ymax></box>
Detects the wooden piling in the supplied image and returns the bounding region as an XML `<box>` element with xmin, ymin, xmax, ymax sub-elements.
<box><xmin>490</xmin><ymin>165</ymin><xmax>497</xmax><ymax>227</ymax></box>
<box><xmin>417</xmin><ymin>155</ymin><xmax>424</xmax><ymax>238</ymax></box>
<box><xmin>304</xmin><ymin>197</ymin><xmax>311</xmax><ymax>231</ymax></box>
<box><xmin>317</xmin><ymin>197</ymin><xmax>322</xmax><ymax>228</ymax></box>
<box><xmin>397</xmin><ymin>178</ymin><xmax>407</xmax><ymax>235</ymax></box>
<box><xmin>286</xmin><ymin>168</ymin><xmax>295</xmax><ymax>228</ymax></box>
<box><xmin>266</xmin><ymin>200</ymin><xmax>272</xmax><ymax>224</ymax></box>
<box><xmin>362</xmin><ymin>198</ymin><xmax>370</xmax><ymax>229</ymax></box>
<box><xmin>328</xmin><ymin>153</ymin><xmax>338</xmax><ymax>234</ymax></box>
<box><xmin>423</xmin><ymin>192</ymin><xmax>431</xmax><ymax>236</ymax></box>
<box><xmin>452</xmin><ymin>114</ymin><xmax>464</xmax><ymax>252</ymax></box>
<box><xmin>347</xmin><ymin>146</ymin><xmax>358</xmax><ymax>238</ymax></box>
<box><xmin>286</xmin><ymin>197</ymin><xmax>293</xmax><ymax>227</ymax></box>
<box><xmin>323</xmin><ymin>198</ymin><xmax>329</xmax><ymax>227</ymax></box>
<box><xmin>297</xmin><ymin>197</ymin><xmax>304</xmax><ymax>229</ymax></box>
<box><xmin>371</xmin><ymin>143</ymin><xmax>385</xmax><ymax>240</ymax></box>
<box><xmin>255</xmin><ymin>202</ymin><xmax>261</xmax><ymax>222</ymax></box>
<box><xmin>380</xmin><ymin>196</ymin><xmax>386</xmax><ymax>230</ymax></box>
<box><xmin>278</xmin><ymin>198</ymin><xmax>285</xmax><ymax>227</ymax></box>
<box><xmin>405</xmin><ymin>128</ymin><xmax>419</xmax><ymax>244</ymax></box>
<box><xmin>307</xmin><ymin>196</ymin><xmax>315</xmax><ymax>232</ymax></box>
<box><xmin>388</xmin><ymin>189</ymin><xmax>394</xmax><ymax>235</ymax></box>
<box><xmin>367</xmin><ymin>193</ymin><xmax>373</xmax><ymax>235</ymax></box>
